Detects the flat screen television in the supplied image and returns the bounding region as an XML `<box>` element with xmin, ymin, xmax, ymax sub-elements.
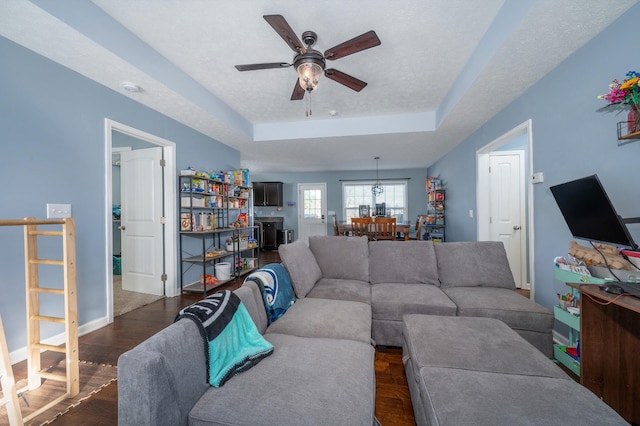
<box><xmin>550</xmin><ymin>174</ymin><xmax>638</xmax><ymax>250</ymax></box>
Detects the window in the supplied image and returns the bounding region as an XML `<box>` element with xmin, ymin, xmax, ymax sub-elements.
<box><xmin>302</xmin><ymin>188</ymin><xmax>322</xmax><ymax>219</ymax></box>
<box><xmin>342</xmin><ymin>181</ymin><xmax>408</xmax><ymax>222</ymax></box>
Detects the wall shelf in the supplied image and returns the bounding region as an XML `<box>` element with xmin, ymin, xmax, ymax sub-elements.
<box><xmin>617</xmin><ymin>121</ymin><xmax>640</xmax><ymax>143</ymax></box>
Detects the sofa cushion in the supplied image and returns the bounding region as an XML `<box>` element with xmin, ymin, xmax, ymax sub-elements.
<box><xmin>416</xmin><ymin>367</ymin><xmax>627</xmax><ymax>426</ymax></box>
<box><xmin>278</xmin><ymin>240</ymin><xmax>322</xmax><ymax>298</ymax></box>
<box><xmin>402</xmin><ymin>315</ymin><xmax>626</xmax><ymax>426</ymax></box>
<box><xmin>371</xmin><ymin>283</ymin><xmax>456</xmax><ymax>321</ymax></box>
<box><xmin>371</xmin><ymin>319</ymin><xmax>406</xmax><ymax>347</ymax></box>
<box><xmin>309</xmin><ymin>236</ymin><xmax>370</xmax><ymax>282</ymax></box>
<box><xmin>306</xmin><ymin>278</ymin><xmax>371</xmax><ymax>304</ymax></box>
<box><xmin>369</xmin><ymin>240</ymin><xmax>439</xmax><ymax>285</ymax></box>
<box><xmin>402</xmin><ymin>315</ymin><xmax>563</xmax><ymax>378</ymax></box>
<box><xmin>434</xmin><ymin>241</ymin><xmax>515</xmax><ymax>289</ymax></box>
<box><xmin>189</xmin><ymin>333</ymin><xmax>375</xmax><ymax>426</ymax></box>
<box><xmin>442</xmin><ymin>287</ymin><xmax>554</xmax><ymax>334</ymax></box>
<box><xmin>265</xmin><ymin>298</ymin><xmax>372</xmax><ymax>344</ymax></box>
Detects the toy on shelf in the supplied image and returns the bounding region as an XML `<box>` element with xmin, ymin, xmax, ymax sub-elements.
<box><xmin>568</xmin><ymin>241</ymin><xmax>633</xmax><ymax>270</ymax></box>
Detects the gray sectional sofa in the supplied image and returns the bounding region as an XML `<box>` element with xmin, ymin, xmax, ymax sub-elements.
<box><xmin>119</xmin><ymin>236</ymin><xmax>615</xmax><ymax>425</ymax></box>
<box><xmin>281</xmin><ymin>236</ymin><xmax>553</xmax><ymax>356</ymax></box>
<box><xmin>118</xmin><ymin>280</ymin><xmax>376</xmax><ymax>426</ymax></box>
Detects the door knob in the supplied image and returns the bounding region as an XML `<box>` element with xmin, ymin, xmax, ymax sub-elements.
<box><xmin>513</xmin><ymin>225</ymin><xmax>521</xmax><ymax>230</ymax></box>
<box><xmin>118</xmin><ymin>225</ymin><xmax>126</xmax><ymax>231</ymax></box>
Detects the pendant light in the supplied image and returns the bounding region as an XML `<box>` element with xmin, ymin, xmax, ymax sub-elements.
<box><xmin>371</xmin><ymin>157</ymin><xmax>384</xmax><ymax>196</ymax></box>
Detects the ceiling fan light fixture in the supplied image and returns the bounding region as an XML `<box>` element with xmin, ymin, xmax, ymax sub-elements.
<box><xmin>294</xmin><ymin>50</ymin><xmax>325</xmax><ymax>92</ymax></box>
<box><xmin>297</xmin><ymin>62</ymin><xmax>323</xmax><ymax>91</ymax></box>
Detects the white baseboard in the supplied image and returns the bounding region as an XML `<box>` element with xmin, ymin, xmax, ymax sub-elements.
<box><xmin>9</xmin><ymin>316</ymin><xmax>109</xmax><ymax>365</ymax></box>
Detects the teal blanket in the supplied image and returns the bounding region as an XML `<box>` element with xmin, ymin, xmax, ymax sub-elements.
<box><xmin>176</xmin><ymin>290</ymin><xmax>273</xmax><ymax>387</ymax></box>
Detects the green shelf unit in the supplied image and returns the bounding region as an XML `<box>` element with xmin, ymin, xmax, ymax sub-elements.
<box><xmin>554</xmin><ymin>306</ymin><xmax>580</xmax><ymax>331</ymax></box>
<box><xmin>554</xmin><ymin>303</ymin><xmax>580</xmax><ymax>377</ymax></box>
<box><xmin>553</xmin><ymin>267</ymin><xmax>607</xmax><ymax>285</ymax></box>
<box><xmin>554</xmin><ymin>344</ymin><xmax>581</xmax><ymax>377</ymax></box>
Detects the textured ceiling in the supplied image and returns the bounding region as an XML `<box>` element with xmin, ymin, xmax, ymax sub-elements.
<box><xmin>0</xmin><ymin>0</ymin><xmax>637</xmax><ymax>172</ymax></box>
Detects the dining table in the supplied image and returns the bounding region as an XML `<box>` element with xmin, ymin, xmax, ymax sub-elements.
<box><xmin>337</xmin><ymin>219</ymin><xmax>412</xmax><ymax>241</ymax></box>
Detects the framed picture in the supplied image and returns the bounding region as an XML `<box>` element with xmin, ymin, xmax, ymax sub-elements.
<box><xmin>359</xmin><ymin>205</ymin><xmax>370</xmax><ymax>218</ymax></box>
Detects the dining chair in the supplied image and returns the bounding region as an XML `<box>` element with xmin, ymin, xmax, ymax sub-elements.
<box><xmin>373</xmin><ymin>217</ymin><xmax>396</xmax><ymax>241</ymax></box>
<box><xmin>351</xmin><ymin>217</ymin><xmax>372</xmax><ymax>239</ymax></box>
<box><xmin>333</xmin><ymin>215</ymin><xmax>343</xmax><ymax>236</ymax></box>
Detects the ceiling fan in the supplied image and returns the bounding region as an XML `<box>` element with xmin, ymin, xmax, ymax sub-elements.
<box><xmin>235</xmin><ymin>15</ymin><xmax>381</xmax><ymax>101</ymax></box>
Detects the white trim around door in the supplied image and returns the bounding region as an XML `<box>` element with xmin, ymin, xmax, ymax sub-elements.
<box><xmin>476</xmin><ymin>119</ymin><xmax>535</xmax><ymax>296</ymax></box>
<box><xmin>104</xmin><ymin>119</ymin><xmax>177</xmax><ymax>323</ymax></box>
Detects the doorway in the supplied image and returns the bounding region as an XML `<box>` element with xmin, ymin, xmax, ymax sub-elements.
<box><xmin>477</xmin><ymin>119</ymin><xmax>534</xmax><ymax>294</ymax></box>
<box><xmin>297</xmin><ymin>183</ymin><xmax>327</xmax><ymax>245</ymax></box>
<box><xmin>104</xmin><ymin>119</ymin><xmax>177</xmax><ymax>323</ymax></box>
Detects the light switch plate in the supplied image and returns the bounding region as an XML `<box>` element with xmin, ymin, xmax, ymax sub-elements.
<box><xmin>47</xmin><ymin>203</ymin><xmax>72</xmax><ymax>218</ymax></box>
<box><xmin>531</xmin><ymin>172</ymin><xmax>544</xmax><ymax>184</ymax></box>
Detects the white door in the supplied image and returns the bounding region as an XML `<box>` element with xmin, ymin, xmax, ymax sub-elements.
<box><xmin>120</xmin><ymin>147</ymin><xmax>165</xmax><ymax>295</ymax></box>
<box><xmin>298</xmin><ymin>183</ymin><xmax>327</xmax><ymax>245</ymax></box>
<box><xmin>488</xmin><ymin>152</ymin><xmax>526</xmax><ymax>288</ymax></box>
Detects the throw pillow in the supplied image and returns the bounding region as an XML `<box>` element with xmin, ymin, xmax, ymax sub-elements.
<box><xmin>434</xmin><ymin>241</ymin><xmax>516</xmax><ymax>289</ymax></box>
<box><xmin>278</xmin><ymin>240</ymin><xmax>322</xmax><ymax>298</ymax></box>
<box><xmin>309</xmin><ymin>235</ymin><xmax>370</xmax><ymax>282</ymax></box>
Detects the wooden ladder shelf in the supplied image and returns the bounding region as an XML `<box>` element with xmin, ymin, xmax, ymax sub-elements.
<box><xmin>1</xmin><ymin>315</ymin><xmax>23</xmax><ymax>425</ymax></box>
<box><xmin>0</xmin><ymin>218</ymin><xmax>79</xmax><ymax>423</ymax></box>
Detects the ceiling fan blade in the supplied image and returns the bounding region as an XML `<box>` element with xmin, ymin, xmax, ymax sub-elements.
<box><xmin>324</xmin><ymin>69</ymin><xmax>367</xmax><ymax>92</ymax></box>
<box><xmin>235</xmin><ymin>62</ymin><xmax>291</xmax><ymax>71</ymax></box>
<box><xmin>324</xmin><ymin>30</ymin><xmax>381</xmax><ymax>60</ymax></box>
<box><xmin>291</xmin><ymin>79</ymin><xmax>305</xmax><ymax>100</ymax></box>
<box><xmin>263</xmin><ymin>15</ymin><xmax>306</xmax><ymax>54</ymax></box>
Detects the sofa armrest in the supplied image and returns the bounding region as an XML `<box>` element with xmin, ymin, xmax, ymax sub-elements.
<box><xmin>118</xmin><ymin>319</ymin><xmax>209</xmax><ymax>426</ymax></box>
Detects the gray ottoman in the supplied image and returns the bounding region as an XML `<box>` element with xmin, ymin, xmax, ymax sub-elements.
<box><xmin>402</xmin><ymin>314</ymin><xmax>627</xmax><ymax>426</ymax></box>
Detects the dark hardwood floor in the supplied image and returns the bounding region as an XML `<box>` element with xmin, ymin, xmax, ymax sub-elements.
<box><xmin>10</xmin><ymin>250</ymin><xmax>415</xmax><ymax>425</ymax></box>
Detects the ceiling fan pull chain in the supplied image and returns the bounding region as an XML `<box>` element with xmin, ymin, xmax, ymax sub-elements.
<box><xmin>306</xmin><ymin>92</ymin><xmax>313</xmax><ymax>117</ymax></box>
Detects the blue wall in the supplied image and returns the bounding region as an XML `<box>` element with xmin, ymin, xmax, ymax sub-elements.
<box><xmin>3</xmin><ymin>6</ymin><xmax>639</xmax><ymax>352</ymax></box>
<box><xmin>428</xmin><ymin>6</ymin><xmax>640</xmax><ymax>320</ymax></box>
<box><xmin>0</xmin><ymin>36</ymin><xmax>240</xmax><ymax>354</ymax></box>
<box><xmin>252</xmin><ymin>168</ymin><xmax>428</xmax><ymax>235</ymax></box>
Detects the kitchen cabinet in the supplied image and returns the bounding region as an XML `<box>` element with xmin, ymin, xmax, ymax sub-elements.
<box><xmin>254</xmin><ymin>181</ymin><xmax>283</xmax><ymax>207</ymax></box>
<box><xmin>255</xmin><ymin>217</ymin><xmax>283</xmax><ymax>250</ymax></box>
<box><xmin>262</xmin><ymin>221</ymin><xmax>279</xmax><ymax>250</ymax></box>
